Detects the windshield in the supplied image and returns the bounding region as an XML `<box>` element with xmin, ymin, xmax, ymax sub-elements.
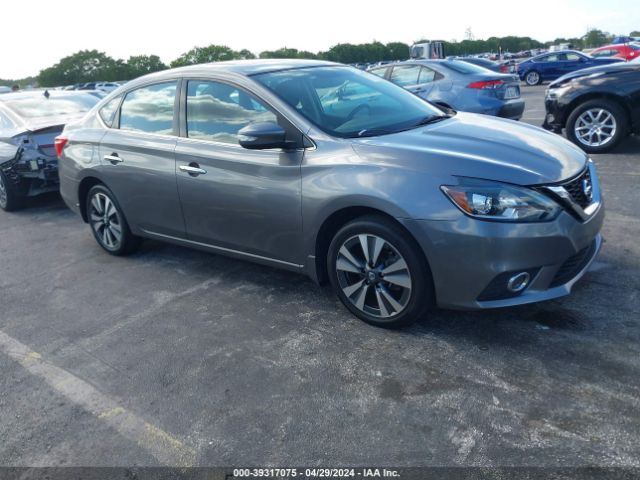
<box><xmin>253</xmin><ymin>66</ymin><xmax>445</xmax><ymax>138</ymax></box>
<box><xmin>4</xmin><ymin>94</ymin><xmax>100</xmax><ymax>119</ymax></box>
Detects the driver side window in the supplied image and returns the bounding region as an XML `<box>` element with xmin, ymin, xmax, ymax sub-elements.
<box><xmin>186</xmin><ymin>80</ymin><xmax>277</xmax><ymax>145</ymax></box>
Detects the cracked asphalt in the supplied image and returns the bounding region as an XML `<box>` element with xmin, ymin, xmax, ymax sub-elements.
<box><xmin>0</xmin><ymin>85</ymin><xmax>638</xmax><ymax>467</ymax></box>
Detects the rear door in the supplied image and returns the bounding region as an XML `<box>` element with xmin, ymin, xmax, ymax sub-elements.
<box><xmin>174</xmin><ymin>78</ymin><xmax>304</xmax><ymax>265</ymax></box>
<box><xmin>99</xmin><ymin>80</ymin><xmax>185</xmax><ymax>238</ymax></box>
<box><xmin>389</xmin><ymin>65</ymin><xmax>437</xmax><ymax>98</ymax></box>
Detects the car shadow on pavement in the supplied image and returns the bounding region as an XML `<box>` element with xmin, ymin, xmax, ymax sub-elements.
<box><xmin>129</xmin><ymin>235</ymin><xmax>600</xmax><ymax>352</ymax></box>
<box><xmin>9</xmin><ymin>191</ymin><xmax>70</xmax><ymax>215</ymax></box>
<box><xmin>612</xmin><ymin>135</ymin><xmax>640</xmax><ymax>154</ymax></box>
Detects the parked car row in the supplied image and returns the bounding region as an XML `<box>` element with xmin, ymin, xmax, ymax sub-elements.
<box><xmin>63</xmin><ymin>81</ymin><xmax>122</xmax><ymax>92</ymax></box>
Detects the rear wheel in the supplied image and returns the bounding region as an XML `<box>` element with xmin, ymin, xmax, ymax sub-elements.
<box><xmin>565</xmin><ymin>99</ymin><xmax>627</xmax><ymax>153</ymax></box>
<box><xmin>0</xmin><ymin>171</ymin><xmax>21</xmax><ymax>212</ymax></box>
<box><xmin>524</xmin><ymin>71</ymin><xmax>541</xmax><ymax>86</ymax></box>
<box><xmin>327</xmin><ymin>215</ymin><xmax>433</xmax><ymax>328</ymax></box>
<box><xmin>86</xmin><ymin>184</ymin><xmax>140</xmax><ymax>255</ymax></box>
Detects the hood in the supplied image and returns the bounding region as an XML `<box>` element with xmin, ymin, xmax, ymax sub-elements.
<box><xmin>352</xmin><ymin>113</ymin><xmax>587</xmax><ymax>185</ymax></box>
<box><xmin>551</xmin><ymin>62</ymin><xmax>640</xmax><ymax>86</ymax></box>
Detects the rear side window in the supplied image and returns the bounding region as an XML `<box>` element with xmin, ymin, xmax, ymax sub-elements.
<box><xmin>99</xmin><ymin>95</ymin><xmax>122</xmax><ymax>127</ymax></box>
<box><xmin>419</xmin><ymin>67</ymin><xmax>438</xmax><ymax>83</ymax></box>
<box><xmin>186</xmin><ymin>80</ymin><xmax>276</xmax><ymax>144</ymax></box>
<box><xmin>566</xmin><ymin>53</ymin><xmax>582</xmax><ymax>61</ymax></box>
<box><xmin>119</xmin><ymin>82</ymin><xmax>177</xmax><ymax>135</ymax></box>
<box><xmin>390</xmin><ymin>66</ymin><xmax>421</xmax><ymax>86</ymax></box>
<box><xmin>369</xmin><ymin>68</ymin><xmax>387</xmax><ymax>78</ymax></box>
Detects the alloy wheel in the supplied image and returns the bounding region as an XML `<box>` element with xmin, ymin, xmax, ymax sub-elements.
<box><xmin>526</xmin><ymin>72</ymin><xmax>539</xmax><ymax>85</ymax></box>
<box><xmin>89</xmin><ymin>192</ymin><xmax>123</xmax><ymax>250</ymax></box>
<box><xmin>574</xmin><ymin>108</ymin><xmax>617</xmax><ymax>148</ymax></box>
<box><xmin>335</xmin><ymin>234</ymin><xmax>412</xmax><ymax>319</ymax></box>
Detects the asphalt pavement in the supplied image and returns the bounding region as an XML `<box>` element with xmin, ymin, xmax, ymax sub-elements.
<box><xmin>0</xmin><ymin>85</ymin><xmax>639</xmax><ymax>468</ymax></box>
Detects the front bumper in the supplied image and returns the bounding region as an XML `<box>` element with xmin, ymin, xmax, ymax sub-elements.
<box><xmin>400</xmin><ymin>200</ymin><xmax>604</xmax><ymax>310</ymax></box>
<box><xmin>542</xmin><ymin>96</ymin><xmax>565</xmax><ymax>132</ymax></box>
<box><xmin>497</xmin><ymin>99</ymin><xmax>525</xmax><ymax>120</ymax></box>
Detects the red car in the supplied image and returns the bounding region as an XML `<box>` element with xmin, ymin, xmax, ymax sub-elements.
<box><xmin>591</xmin><ymin>44</ymin><xmax>640</xmax><ymax>61</ymax></box>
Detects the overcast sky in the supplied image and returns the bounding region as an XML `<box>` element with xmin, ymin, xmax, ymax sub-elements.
<box><xmin>1</xmin><ymin>0</ymin><xmax>637</xmax><ymax>78</ymax></box>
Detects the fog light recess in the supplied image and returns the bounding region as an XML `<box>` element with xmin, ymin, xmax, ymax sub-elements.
<box><xmin>507</xmin><ymin>272</ymin><xmax>530</xmax><ymax>293</ymax></box>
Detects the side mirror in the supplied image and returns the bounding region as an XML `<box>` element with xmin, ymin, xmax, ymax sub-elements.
<box><xmin>238</xmin><ymin>122</ymin><xmax>288</xmax><ymax>150</ymax></box>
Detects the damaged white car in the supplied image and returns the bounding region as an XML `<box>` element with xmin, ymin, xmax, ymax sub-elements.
<box><xmin>0</xmin><ymin>90</ymin><xmax>101</xmax><ymax>211</ymax></box>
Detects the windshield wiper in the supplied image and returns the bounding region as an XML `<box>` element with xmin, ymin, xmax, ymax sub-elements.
<box><xmin>353</xmin><ymin>114</ymin><xmax>452</xmax><ymax>138</ymax></box>
<box><xmin>411</xmin><ymin>114</ymin><xmax>451</xmax><ymax>127</ymax></box>
<box><xmin>355</xmin><ymin>127</ymin><xmax>396</xmax><ymax>138</ymax></box>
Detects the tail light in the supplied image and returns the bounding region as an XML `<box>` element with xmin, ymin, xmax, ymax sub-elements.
<box><xmin>467</xmin><ymin>80</ymin><xmax>505</xmax><ymax>89</ymax></box>
<box><xmin>54</xmin><ymin>136</ymin><xmax>68</xmax><ymax>158</ymax></box>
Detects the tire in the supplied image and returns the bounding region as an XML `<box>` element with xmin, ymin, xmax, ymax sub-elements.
<box><xmin>524</xmin><ymin>71</ymin><xmax>541</xmax><ymax>86</ymax></box>
<box><xmin>0</xmin><ymin>171</ymin><xmax>22</xmax><ymax>212</ymax></box>
<box><xmin>86</xmin><ymin>184</ymin><xmax>140</xmax><ymax>255</ymax></box>
<box><xmin>565</xmin><ymin>99</ymin><xmax>628</xmax><ymax>154</ymax></box>
<box><xmin>327</xmin><ymin>215</ymin><xmax>433</xmax><ymax>328</ymax></box>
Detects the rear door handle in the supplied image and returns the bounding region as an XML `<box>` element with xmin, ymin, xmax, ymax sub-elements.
<box><xmin>179</xmin><ymin>164</ymin><xmax>207</xmax><ymax>176</ymax></box>
<box><xmin>104</xmin><ymin>154</ymin><xmax>123</xmax><ymax>164</ymax></box>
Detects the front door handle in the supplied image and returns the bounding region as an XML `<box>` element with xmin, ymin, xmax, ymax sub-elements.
<box><xmin>179</xmin><ymin>164</ymin><xmax>207</xmax><ymax>176</ymax></box>
<box><xmin>104</xmin><ymin>154</ymin><xmax>123</xmax><ymax>164</ymax></box>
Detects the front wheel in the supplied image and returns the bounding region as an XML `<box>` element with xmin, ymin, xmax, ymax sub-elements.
<box><xmin>327</xmin><ymin>215</ymin><xmax>433</xmax><ymax>328</ymax></box>
<box><xmin>565</xmin><ymin>99</ymin><xmax>628</xmax><ymax>153</ymax></box>
<box><xmin>0</xmin><ymin>171</ymin><xmax>21</xmax><ymax>212</ymax></box>
<box><xmin>86</xmin><ymin>184</ymin><xmax>140</xmax><ymax>255</ymax></box>
<box><xmin>524</xmin><ymin>71</ymin><xmax>541</xmax><ymax>86</ymax></box>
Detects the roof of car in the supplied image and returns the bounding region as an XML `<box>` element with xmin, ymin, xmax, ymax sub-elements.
<box><xmin>532</xmin><ymin>50</ymin><xmax>586</xmax><ymax>58</ymax></box>
<box><xmin>161</xmin><ymin>59</ymin><xmax>340</xmax><ymax>77</ymax></box>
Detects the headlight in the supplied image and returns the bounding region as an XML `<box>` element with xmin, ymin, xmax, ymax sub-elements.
<box><xmin>441</xmin><ymin>181</ymin><xmax>561</xmax><ymax>222</ymax></box>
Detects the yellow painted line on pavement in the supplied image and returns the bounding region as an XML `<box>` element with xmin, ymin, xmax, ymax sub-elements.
<box><xmin>0</xmin><ymin>330</ymin><xmax>197</xmax><ymax>466</ymax></box>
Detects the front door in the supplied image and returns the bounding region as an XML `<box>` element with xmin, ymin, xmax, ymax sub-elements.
<box><xmin>175</xmin><ymin>79</ymin><xmax>304</xmax><ymax>266</ymax></box>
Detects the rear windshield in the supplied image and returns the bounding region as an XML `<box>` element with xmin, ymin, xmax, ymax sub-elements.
<box><xmin>441</xmin><ymin>60</ymin><xmax>492</xmax><ymax>74</ymax></box>
<box><xmin>4</xmin><ymin>94</ymin><xmax>99</xmax><ymax>119</ymax></box>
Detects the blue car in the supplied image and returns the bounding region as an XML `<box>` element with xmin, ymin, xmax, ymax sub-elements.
<box><xmin>369</xmin><ymin>59</ymin><xmax>525</xmax><ymax>120</ymax></box>
<box><xmin>518</xmin><ymin>50</ymin><xmax>624</xmax><ymax>86</ymax></box>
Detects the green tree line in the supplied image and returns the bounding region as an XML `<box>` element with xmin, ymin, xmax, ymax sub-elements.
<box><xmin>1</xmin><ymin>28</ymin><xmax>636</xmax><ymax>88</ymax></box>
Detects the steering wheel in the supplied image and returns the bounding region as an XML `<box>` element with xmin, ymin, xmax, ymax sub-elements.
<box><xmin>345</xmin><ymin>104</ymin><xmax>371</xmax><ymax>123</ymax></box>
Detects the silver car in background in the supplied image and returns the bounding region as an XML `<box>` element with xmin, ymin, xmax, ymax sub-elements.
<box><xmin>57</xmin><ymin>60</ymin><xmax>603</xmax><ymax>328</ymax></box>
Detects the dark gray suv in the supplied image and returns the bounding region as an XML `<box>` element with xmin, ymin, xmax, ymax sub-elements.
<box><xmin>58</xmin><ymin>60</ymin><xmax>604</xmax><ymax>328</ymax></box>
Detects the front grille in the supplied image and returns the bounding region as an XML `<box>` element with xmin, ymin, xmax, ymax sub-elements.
<box><xmin>549</xmin><ymin>240</ymin><xmax>597</xmax><ymax>288</ymax></box>
<box><xmin>561</xmin><ymin>168</ymin><xmax>592</xmax><ymax>209</ymax></box>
